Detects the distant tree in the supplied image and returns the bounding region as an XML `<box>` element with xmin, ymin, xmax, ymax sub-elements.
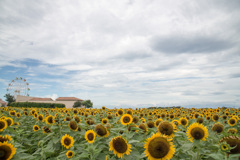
<box><xmin>82</xmin><ymin>100</ymin><xmax>93</xmax><ymax>108</ymax></box>
<box><xmin>73</xmin><ymin>100</ymin><xmax>82</xmax><ymax>108</ymax></box>
<box><xmin>4</xmin><ymin>93</ymin><xmax>15</xmax><ymax>106</ymax></box>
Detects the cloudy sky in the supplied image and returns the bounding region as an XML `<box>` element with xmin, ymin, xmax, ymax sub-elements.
<box><xmin>0</xmin><ymin>0</ymin><xmax>240</xmax><ymax>108</ymax></box>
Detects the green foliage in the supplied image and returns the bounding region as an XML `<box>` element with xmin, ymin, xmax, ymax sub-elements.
<box><xmin>4</xmin><ymin>93</ymin><xmax>16</xmax><ymax>106</ymax></box>
<box><xmin>10</xmin><ymin>102</ymin><xmax>65</xmax><ymax>108</ymax></box>
<box><xmin>1</xmin><ymin>107</ymin><xmax>240</xmax><ymax>160</ymax></box>
<box><xmin>82</xmin><ymin>100</ymin><xmax>93</xmax><ymax>108</ymax></box>
<box><xmin>73</xmin><ymin>100</ymin><xmax>82</xmax><ymax>108</ymax></box>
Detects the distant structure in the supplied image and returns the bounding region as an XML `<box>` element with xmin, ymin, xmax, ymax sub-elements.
<box><xmin>16</xmin><ymin>95</ymin><xmax>84</xmax><ymax>108</ymax></box>
<box><xmin>7</xmin><ymin>77</ymin><xmax>30</xmax><ymax>99</ymax></box>
<box><xmin>0</xmin><ymin>99</ymin><xmax>7</xmax><ymax>107</ymax></box>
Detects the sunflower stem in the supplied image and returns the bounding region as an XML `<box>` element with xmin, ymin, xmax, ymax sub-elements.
<box><xmin>197</xmin><ymin>149</ymin><xmax>200</xmax><ymax>160</ymax></box>
<box><xmin>225</xmin><ymin>153</ymin><xmax>228</xmax><ymax>160</ymax></box>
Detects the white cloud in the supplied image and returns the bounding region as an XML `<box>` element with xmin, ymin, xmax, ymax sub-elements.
<box><xmin>0</xmin><ymin>0</ymin><xmax>240</xmax><ymax>107</ymax></box>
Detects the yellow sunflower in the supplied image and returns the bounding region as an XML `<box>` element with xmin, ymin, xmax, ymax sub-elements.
<box><xmin>16</xmin><ymin>113</ymin><xmax>21</xmax><ymax>118</ymax></box>
<box><xmin>85</xmin><ymin>130</ymin><xmax>96</xmax><ymax>143</ymax></box>
<box><xmin>132</xmin><ymin>116</ymin><xmax>139</xmax><ymax>124</ymax></box>
<box><xmin>172</xmin><ymin>120</ymin><xmax>179</xmax><ymax>126</ymax></box>
<box><xmin>68</xmin><ymin>120</ymin><xmax>78</xmax><ymax>131</ymax></box>
<box><xmin>5</xmin><ymin>117</ymin><xmax>13</xmax><ymax>127</ymax></box>
<box><xmin>144</xmin><ymin>133</ymin><xmax>175</xmax><ymax>160</ymax></box>
<box><xmin>0</xmin><ymin>135</ymin><xmax>12</xmax><ymax>143</ymax></box>
<box><xmin>45</xmin><ymin>115</ymin><xmax>55</xmax><ymax>125</ymax></box>
<box><xmin>102</xmin><ymin>118</ymin><xmax>108</xmax><ymax>124</ymax></box>
<box><xmin>66</xmin><ymin>150</ymin><xmax>74</xmax><ymax>158</ymax></box>
<box><xmin>61</xmin><ymin>134</ymin><xmax>74</xmax><ymax>149</ymax></box>
<box><xmin>74</xmin><ymin>116</ymin><xmax>81</xmax><ymax>123</ymax></box>
<box><xmin>120</xmin><ymin>114</ymin><xmax>133</xmax><ymax>125</ymax></box>
<box><xmin>109</xmin><ymin>136</ymin><xmax>131</xmax><ymax>159</ymax></box>
<box><xmin>117</xmin><ymin>109</ymin><xmax>124</xmax><ymax>116</ymax></box>
<box><xmin>0</xmin><ymin>142</ymin><xmax>16</xmax><ymax>160</ymax></box>
<box><xmin>38</xmin><ymin>114</ymin><xmax>44</xmax><ymax>121</ymax></box>
<box><xmin>9</xmin><ymin>110</ymin><xmax>16</xmax><ymax>116</ymax></box>
<box><xmin>228</xmin><ymin>118</ymin><xmax>237</xmax><ymax>126</ymax></box>
<box><xmin>33</xmin><ymin>125</ymin><xmax>40</xmax><ymax>132</ymax></box>
<box><xmin>186</xmin><ymin>123</ymin><xmax>208</xmax><ymax>142</ymax></box>
<box><xmin>212</xmin><ymin>114</ymin><xmax>219</xmax><ymax>121</ymax></box>
<box><xmin>0</xmin><ymin>120</ymin><xmax>8</xmax><ymax>132</ymax></box>
<box><xmin>24</xmin><ymin>111</ymin><xmax>29</xmax><ymax>116</ymax></box>
<box><xmin>212</xmin><ymin>123</ymin><xmax>224</xmax><ymax>133</ymax></box>
<box><xmin>138</xmin><ymin>123</ymin><xmax>148</xmax><ymax>132</ymax></box>
<box><xmin>95</xmin><ymin>124</ymin><xmax>109</xmax><ymax>137</ymax></box>
<box><xmin>128</xmin><ymin>124</ymin><xmax>138</xmax><ymax>132</ymax></box>
<box><xmin>196</xmin><ymin>117</ymin><xmax>204</xmax><ymax>124</ymax></box>
<box><xmin>179</xmin><ymin>117</ymin><xmax>188</xmax><ymax>126</ymax></box>
<box><xmin>157</xmin><ymin>121</ymin><xmax>176</xmax><ymax>138</ymax></box>
<box><xmin>228</xmin><ymin>128</ymin><xmax>237</xmax><ymax>134</ymax></box>
<box><xmin>42</xmin><ymin>126</ymin><xmax>51</xmax><ymax>134</ymax></box>
<box><xmin>147</xmin><ymin>121</ymin><xmax>155</xmax><ymax>128</ymax></box>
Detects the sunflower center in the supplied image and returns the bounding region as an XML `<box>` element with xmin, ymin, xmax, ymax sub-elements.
<box><xmin>118</xmin><ymin>110</ymin><xmax>123</xmax><ymax>115</ymax></box>
<box><xmin>69</xmin><ymin>121</ymin><xmax>78</xmax><ymax>130</ymax></box>
<box><xmin>213</xmin><ymin>115</ymin><xmax>219</xmax><ymax>120</ymax></box>
<box><xmin>87</xmin><ymin>133</ymin><xmax>94</xmax><ymax>141</ymax></box>
<box><xmin>197</xmin><ymin>118</ymin><xmax>203</xmax><ymax>124</ymax></box>
<box><xmin>123</xmin><ymin>117</ymin><xmax>130</xmax><ymax>123</ymax></box>
<box><xmin>158</xmin><ymin>122</ymin><xmax>173</xmax><ymax>135</ymax></box>
<box><xmin>230</xmin><ymin>119</ymin><xmax>235</xmax><ymax>124</ymax></box>
<box><xmin>181</xmin><ymin>120</ymin><xmax>187</xmax><ymax>125</ymax></box>
<box><xmin>64</xmin><ymin>138</ymin><xmax>71</xmax><ymax>146</ymax></box>
<box><xmin>96</xmin><ymin>126</ymin><xmax>107</xmax><ymax>136</ymax></box>
<box><xmin>190</xmin><ymin>127</ymin><xmax>204</xmax><ymax>140</ymax></box>
<box><xmin>48</xmin><ymin>117</ymin><xmax>53</xmax><ymax>123</ymax></box>
<box><xmin>0</xmin><ymin>146</ymin><xmax>11</xmax><ymax>159</ymax></box>
<box><xmin>6</xmin><ymin>119</ymin><xmax>12</xmax><ymax>126</ymax></box>
<box><xmin>113</xmin><ymin>137</ymin><xmax>127</xmax><ymax>153</ymax></box>
<box><xmin>139</xmin><ymin>124</ymin><xmax>147</xmax><ymax>131</ymax></box>
<box><xmin>0</xmin><ymin>150</ymin><xmax>5</xmax><ymax>157</ymax></box>
<box><xmin>68</xmin><ymin>152</ymin><xmax>73</xmax><ymax>156</ymax></box>
<box><xmin>147</xmin><ymin>122</ymin><xmax>154</xmax><ymax>128</ymax></box>
<box><xmin>212</xmin><ymin>125</ymin><xmax>223</xmax><ymax>133</ymax></box>
<box><xmin>75</xmin><ymin>117</ymin><xmax>80</xmax><ymax>123</ymax></box>
<box><xmin>34</xmin><ymin>126</ymin><xmax>39</xmax><ymax>130</ymax></box>
<box><xmin>103</xmin><ymin>120</ymin><xmax>107</xmax><ymax>124</ymax></box>
<box><xmin>148</xmin><ymin>137</ymin><xmax>170</xmax><ymax>158</ymax></box>
<box><xmin>0</xmin><ymin>121</ymin><xmax>5</xmax><ymax>129</ymax></box>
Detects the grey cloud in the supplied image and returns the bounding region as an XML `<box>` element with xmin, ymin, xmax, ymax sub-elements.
<box><xmin>147</xmin><ymin>60</ymin><xmax>185</xmax><ymax>71</ymax></box>
<box><xmin>211</xmin><ymin>91</ymin><xmax>225</xmax><ymax>95</ymax></box>
<box><xmin>150</xmin><ymin>35</ymin><xmax>234</xmax><ymax>54</ymax></box>
<box><xmin>181</xmin><ymin>91</ymin><xmax>200</xmax><ymax>96</ymax></box>
<box><xmin>114</xmin><ymin>52</ymin><xmax>152</xmax><ymax>61</ymax></box>
<box><xmin>230</xmin><ymin>73</ymin><xmax>240</xmax><ymax>78</ymax></box>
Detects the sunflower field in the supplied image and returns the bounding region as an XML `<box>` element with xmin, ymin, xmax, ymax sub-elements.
<box><xmin>0</xmin><ymin>106</ymin><xmax>240</xmax><ymax>160</ymax></box>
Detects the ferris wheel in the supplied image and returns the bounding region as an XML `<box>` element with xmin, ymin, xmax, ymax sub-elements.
<box><xmin>6</xmin><ymin>77</ymin><xmax>30</xmax><ymax>98</ymax></box>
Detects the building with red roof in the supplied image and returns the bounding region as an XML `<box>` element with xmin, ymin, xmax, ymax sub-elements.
<box><xmin>0</xmin><ymin>98</ymin><xmax>7</xmax><ymax>107</ymax></box>
<box><xmin>16</xmin><ymin>95</ymin><xmax>84</xmax><ymax>108</ymax></box>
